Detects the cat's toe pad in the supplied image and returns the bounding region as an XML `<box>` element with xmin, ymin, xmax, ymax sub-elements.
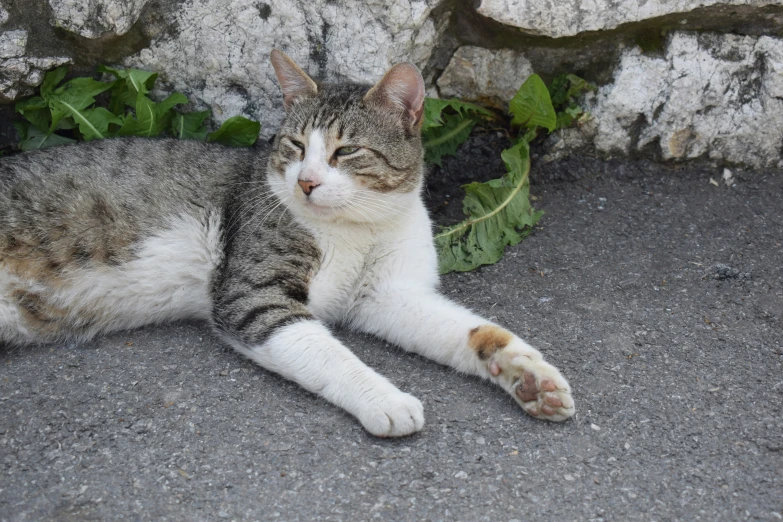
<box><xmin>357</xmin><ymin>391</ymin><xmax>424</xmax><ymax>437</ymax></box>
<box><xmin>492</xmin><ymin>345</ymin><xmax>575</xmax><ymax>422</ymax></box>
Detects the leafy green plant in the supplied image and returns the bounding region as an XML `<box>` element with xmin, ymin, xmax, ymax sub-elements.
<box><xmin>427</xmin><ymin>73</ymin><xmax>593</xmax><ymax>274</ymax></box>
<box><xmin>13</xmin><ymin>65</ymin><xmax>260</xmax><ymax>151</ymax></box>
<box><xmin>421</xmin><ymin>98</ymin><xmax>494</xmax><ymax>166</ymax></box>
<box><xmin>548</xmin><ymin>73</ymin><xmax>596</xmax><ymax>130</ymax></box>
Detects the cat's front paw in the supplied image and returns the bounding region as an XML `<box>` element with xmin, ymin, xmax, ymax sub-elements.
<box><xmin>489</xmin><ymin>340</ymin><xmax>575</xmax><ymax>422</ymax></box>
<box><xmin>356</xmin><ymin>391</ymin><xmax>424</xmax><ymax>437</ymax></box>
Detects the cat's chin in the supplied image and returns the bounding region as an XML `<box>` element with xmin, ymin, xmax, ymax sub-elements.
<box><xmin>299</xmin><ymin>199</ymin><xmax>347</xmax><ymax>218</ymax></box>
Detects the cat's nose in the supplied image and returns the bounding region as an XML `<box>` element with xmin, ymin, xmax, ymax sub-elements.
<box><xmin>298</xmin><ymin>179</ymin><xmax>320</xmax><ymax>196</ymax></box>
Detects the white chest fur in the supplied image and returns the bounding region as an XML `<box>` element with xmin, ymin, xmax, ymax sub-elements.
<box><xmin>306</xmin><ymin>223</ymin><xmax>378</xmax><ymax>323</ymax></box>
<box><xmin>303</xmin><ymin>201</ymin><xmax>440</xmax><ymax>324</ymax></box>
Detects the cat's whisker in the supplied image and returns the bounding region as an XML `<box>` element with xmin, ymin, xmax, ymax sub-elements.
<box><xmin>351</xmin><ymin>192</ymin><xmax>415</xmax><ymax>216</ymax></box>
<box><xmin>349</xmin><ymin>195</ymin><xmax>414</xmax><ymax>221</ymax></box>
<box><xmin>349</xmin><ymin>201</ymin><xmax>397</xmax><ymax>224</ymax></box>
<box><xmin>247</xmin><ymin>198</ymin><xmax>289</xmax><ymax>239</ymax></box>
<box><xmin>225</xmin><ymin>191</ymin><xmax>281</xmax><ymax>234</ymax></box>
<box><xmin>225</xmin><ymin>192</ymin><xmax>288</xmax><ymax>243</ymax></box>
<box><xmin>345</xmin><ymin>201</ymin><xmax>377</xmax><ymax>225</ymax></box>
<box><xmin>256</xmin><ymin>198</ymin><xmax>287</xmax><ymax>229</ymax></box>
<box><xmin>351</xmin><ymin>191</ymin><xmax>412</xmax><ymax>211</ymax></box>
<box><xmin>348</xmin><ymin>198</ymin><xmax>404</xmax><ymax>227</ymax></box>
<box><xmin>226</xmin><ymin>191</ymin><xmax>277</xmax><ymax>225</ymax></box>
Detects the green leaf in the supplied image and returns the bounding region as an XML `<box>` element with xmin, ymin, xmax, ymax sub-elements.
<box><xmin>172</xmin><ymin>110</ymin><xmax>211</xmax><ymax>140</ymax></box>
<box><xmin>16</xmin><ymin>124</ymin><xmax>76</xmax><ymax>151</ymax></box>
<box><xmin>423</xmin><ymin>111</ymin><xmax>477</xmax><ymax>166</ymax></box>
<box><xmin>98</xmin><ymin>66</ymin><xmax>158</xmax><ymax>97</ymax></box>
<box><xmin>421</xmin><ymin>98</ymin><xmax>492</xmax><ymax>133</ymax></box>
<box><xmin>41</xmin><ymin>66</ymin><xmax>68</xmax><ymax>96</ymax></box>
<box><xmin>46</xmin><ymin>78</ymin><xmax>113</xmax><ymax>132</ymax></box>
<box><xmin>564</xmin><ymin>73</ymin><xmax>594</xmax><ymax>100</ymax></box>
<box><xmin>156</xmin><ymin>92</ymin><xmax>188</xmax><ymax>113</ymax></box>
<box><xmin>67</xmin><ymin>106</ymin><xmax>122</xmax><ymax>140</ymax></box>
<box><xmin>555</xmin><ymin>111</ymin><xmax>574</xmax><ymax>130</ymax></box>
<box><xmin>107</xmin><ymin>79</ymin><xmax>133</xmax><ymax>116</ymax></box>
<box><xmin>421</xmin><ymin>97</ymin><xmax>493</xmax><ymax>165</ymax></box>
<box><xmin>53</xmin><ymin>77</ymin><xmax>113</xmax><ymax>98</ymax></box>
<box><xmin>509</xmin><ymin>74</ymin><xmax>557</xmax><ymax>132</ymax></box>
<box><xmin>117</xmin><ymin>95</ymin><xmax>168</xmax><ymax>137</ymax></box>
<box><xmin>15</xmin><ymin>96</ymin><xmax>50</xmax><ymax>133</ymax></box>
<box><xmin>434</xmin><ymin>140</ymin><xmax>542</xmax><ymax>274</ymax></box>
<box><xmin>207</xmin><ymin>116</ymin><xmax>260</xmax><ymax>147</ymax></box>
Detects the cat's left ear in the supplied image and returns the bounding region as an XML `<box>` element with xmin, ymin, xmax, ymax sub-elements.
<box><xmin>364</xmin><ymin>63</ymin><xmax>425</xmax><ymax>129</ymax></box>
<box><xmin>270</xmin><ymin>49</ymin><xmax>318</xmax><ymax>111</ymax></box>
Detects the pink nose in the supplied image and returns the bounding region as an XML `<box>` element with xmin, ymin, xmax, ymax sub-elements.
<box><xmin>298</xmin><ymin>179</ymin><xmax>320</xmax><ymax>196</ymax></box>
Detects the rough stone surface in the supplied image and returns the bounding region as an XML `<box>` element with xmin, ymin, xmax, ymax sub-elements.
<box><xmin>476</xmin><ymin>0</ymin><xmax>783</xmax><ymax>38</ymax></box>
<box><xmin>548</xmin><ymin>32</ymin><xmax>783</xmax><ymax>168</ymax></box>
<box><xmin>1</xmin><ymin>142</ymin><xmax>782</xmax><ymax>520</ymax></box>
<box><xmin>437</xmin><ymin>45</ymin><xmax>533</xmax><ymax>107</ymax></box>
<box><xmin>0</xmin><ymin>29</ymin><xmax>70</xmax><ymax>102</ymax></box>
<box><xmin>48</xmin><ymin>0</ymin><xmax>150</xmax><ymax>39</ymax></box>
<box><xmin>2</xmin><ymin>0</ymin><xmax>783</xmax><ymax>167</ymax></box>
<box><xmin>128</xmin><ymin>0</ymin><xmax>445</xmax><ymax>134</ymax></box>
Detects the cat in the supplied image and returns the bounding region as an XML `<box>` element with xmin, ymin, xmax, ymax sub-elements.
<box><xmin>0</xmin><ymin>50</ymin><xmax>575</xmax><ymax>437</ymax></box>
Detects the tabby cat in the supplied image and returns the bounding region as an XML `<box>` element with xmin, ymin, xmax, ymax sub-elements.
<box><xmin>0</xmin><ymin>51</ymin><xmax>574</xmax><ymax>436</ymax></box>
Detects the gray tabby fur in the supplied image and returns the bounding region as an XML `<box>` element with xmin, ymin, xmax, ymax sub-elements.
<box><xmin>0</xmin><ymin>77</ymin><xmax>420</xmax><ymax>346</ymax></box>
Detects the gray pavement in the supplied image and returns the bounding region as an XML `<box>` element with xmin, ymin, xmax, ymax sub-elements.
<box><xmin>1</xmin><ymin>156</ymin><xmax>782</xmax><ymax>521</ymax></box>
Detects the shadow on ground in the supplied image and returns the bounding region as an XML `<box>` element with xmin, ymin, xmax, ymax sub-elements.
<box><xmin>1</xmin><ymin>134</ymin><xmax>782</xmax><ymax>521</ymax></box>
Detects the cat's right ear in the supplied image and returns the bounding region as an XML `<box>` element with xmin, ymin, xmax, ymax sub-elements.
<box><xmin>270</xmin><ymin>50</ymin><xmax>318</xmax><ymax>111</ymax></box>
<box><xmin>363</xmin><ymin>62</ymin><xmax>425</xmax><ymax>130</ymax></box>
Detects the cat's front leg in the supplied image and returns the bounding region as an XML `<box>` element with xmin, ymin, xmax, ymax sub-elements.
<box><xmin>221</xmin><ymin>319</ymin><xmax>424</xmax><ymax>437</ymax></box>
<box><xmin>351</xmin><ymin>287</ymin><xmax>575</xmax><ymax>421</ymax></box>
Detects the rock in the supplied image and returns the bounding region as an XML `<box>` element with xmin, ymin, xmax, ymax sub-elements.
<box><xmin>1</xmin><ymin>0</ymin><xmax>782</xmax><ymax>169</ymax></box>
<box><xmin>0</xmin><ymin>30</ymin><xmax>70</xmax><ymax>101</ymax></box>
<box><xmin>476</xmin><ymin>0</ymin><xmax>783</xmax><ymax>38</ymax></box>
<box><xmin>548</xmin><ymin>32</ymin><xmax>783</xmax><ymax>168</ymax></box>
<box><xmin>48</xmin><ymin>0</ymin><xmax>150</xmax><ymax>38</ymax></box>
<box><xmin>0</xmin><ymin>30</ymin><xmax>26</xmax><ymax>59</ymax></box>
<box><xmin>126</xmin><ymin>0</ymin><xmax>447</xmax><ymax>134</ymax></box>
<box><xmin>437</xmin><ymin>45</ymin><xmax>533</xmax><ymax>108</ymax></box>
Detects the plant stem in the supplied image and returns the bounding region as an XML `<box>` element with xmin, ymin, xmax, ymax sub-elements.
<box><xmin>434</xmin><ymin>153</ymin><xmax>531</xmax><ymax>240</ymax></box>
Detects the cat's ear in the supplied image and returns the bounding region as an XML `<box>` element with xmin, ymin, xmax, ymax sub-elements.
<box><xmin>364</xmin><ymin>63</ymin><xmax>425</xmax><ymax>129</ymax></box>
<box><xmin>270</xmin><ymin>50</ymin><xmax>318</xmax><ymax>111</ymax></box>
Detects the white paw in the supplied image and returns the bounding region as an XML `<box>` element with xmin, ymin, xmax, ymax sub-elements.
<box><xmin>490</xmin><ymin>340</ymin><xmax>575</xmax><ymax>422</ymax></box>
<box><xmin>356</xmin><ymin>391</ymin><xmax>425</xmax><ymax>437</ymax></box>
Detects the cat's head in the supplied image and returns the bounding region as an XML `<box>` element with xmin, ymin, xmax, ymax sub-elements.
<box><xmin>266</xmin><ymin>50</ymin><xmax>425</xmax><ymax>225</ymax></box>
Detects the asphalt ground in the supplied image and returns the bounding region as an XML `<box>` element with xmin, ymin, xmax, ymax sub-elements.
<box><xmin>1</xmin><ymin>135</ymin><xmax>782</xmax><ymax>521</ymax></box>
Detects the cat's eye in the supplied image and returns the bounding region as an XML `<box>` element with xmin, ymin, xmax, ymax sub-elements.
<box><xmin>288</xmin><ymin>138</ymin><xmax>305</xmax><ymax>151</ymax></box>
<box><xmin>335</xmin><ymin>146</ymin><xmax>359</xmax><ymax>157</ymax></box>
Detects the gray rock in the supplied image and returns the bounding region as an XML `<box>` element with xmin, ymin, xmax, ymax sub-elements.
<box><xmin>553</xmin><ymin>32</ymin><xmax>783</xmax><ymax>168</ymax></box>
<box><xmin>1</xmin><ymin>0</ymin><xmax>782</xmax><ymax>169</ymax></box>
<box><xmin>476</xmin><ymin>0</ymin><xmax>783</xmax><ymax>38</ymax></box>
<box><xmin>126</xmin><ymin>0</ymin><xmax>446</xmax><ymax>134</ymax></box>
<box><xmin>0</xmin><ymin>30</ymin><xmax>26</xmax><ymax>59</ymax></box>
<box><xmin>436</xmin><ymin>45</ymin><xmax>533</xmax><ymax>108</ymax></box>
<box><xmin>0</xmin><ymin>30</ymin><xmax>70</xmax><ymax>101</ymax></box>
<box><xmin>48</xmin><ymin>0</ymin><xmax>150</xmax><ymax>38</ymax></box>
